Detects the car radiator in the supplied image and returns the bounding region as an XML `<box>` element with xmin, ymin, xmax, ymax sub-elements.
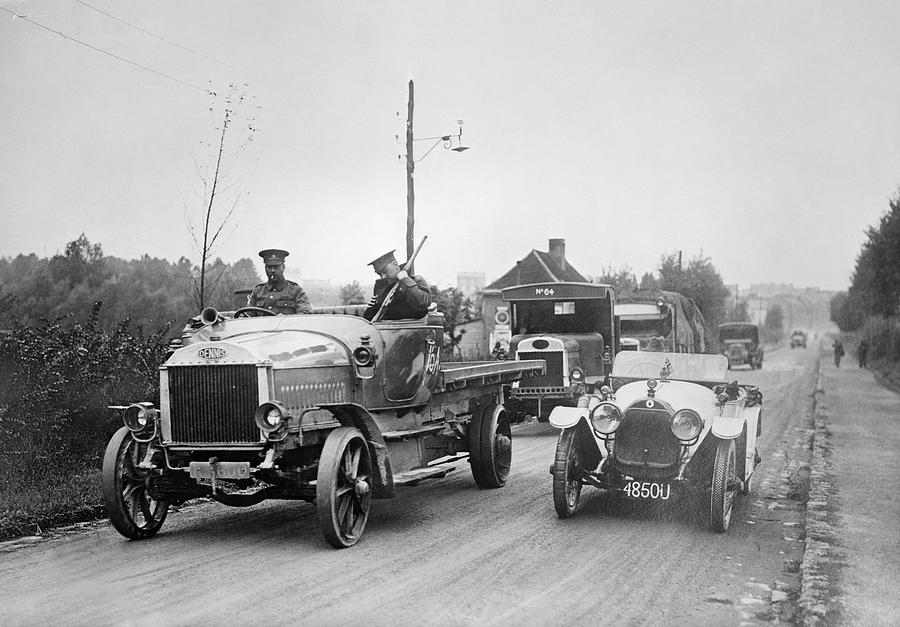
<box><xmin>614</xmin><ymin>407</ymin><xmax>681</xmax><ymax>469</ymax></box>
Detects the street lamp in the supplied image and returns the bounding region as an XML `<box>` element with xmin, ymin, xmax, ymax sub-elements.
<box><xmin>400</xmin><ymin>79</ymin><xmax>469</xmax><ymax>267</ymax></box>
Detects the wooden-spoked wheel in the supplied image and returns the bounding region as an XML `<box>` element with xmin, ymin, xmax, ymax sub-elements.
<box><xmin>101</xmin><ymin>427</ymin><xmax>170</xmax><ymax>539</ymax></box>
<box><xmin>552</xmin><ymin>428</ymin><xmax>582</xmax><ymax>518</ymax></box>
<box><xmin>316</xmin><ymin>427</ymin><xmax>373</xmax><ymax>548</ymax></box>
<box><xmin>469</xmin><ymin>404</ymin><xmax>512</xmax><ymax>488</ymax></box>
<box><xmin>708</xmin><ymin>438</ymin><xmax>737</xmax><ymax>532</ymax></box>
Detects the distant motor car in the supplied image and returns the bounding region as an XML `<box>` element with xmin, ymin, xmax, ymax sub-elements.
<box><xmin>790</xmin><ymin>330</ymin><xmax>807</xmax><ymax>349</ymax></box>
<box><xmin>718</xmin><ymin>322</ymin><xmax>764</xmax><ymax>370</ymax></box>
<box><xmin>549</xmin><ymin>351</ymin><xmax>763</xmax><ymax>532</ymax></box>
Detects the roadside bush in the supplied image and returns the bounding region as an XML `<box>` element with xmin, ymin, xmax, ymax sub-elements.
<box><xmin>0</xmin><ymin>303</ymin><xmax>169</xmax><ymax>537</ymax></box>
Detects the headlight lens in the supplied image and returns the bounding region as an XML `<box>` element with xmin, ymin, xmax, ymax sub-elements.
<box><xmin>590</xmin><ymin>403</ymin><xmax>622</xmax><ymax>435</ymax></box>
<box><xmin>353</xmin><ymin>346</ymin><xmax>374</xmax><ymax>367</ymax></box>
<box><xmin>671</xmin><ymin>409</ymin><xmax>703</xmax><ymax>441</ymax></box>
<box><xmin>569</xmin><ymin>368</ymin><xmax>584</xmax><ymax>382</ymax></box>
<box><xmin>254</xmin><ymin>402</ymin><xmax>288</xmax><ymax>433</ymax></box>
<box><xmin>123</xmin><ymin>403</ymin><xmax>155</xmax><ymax>432</ymax></box>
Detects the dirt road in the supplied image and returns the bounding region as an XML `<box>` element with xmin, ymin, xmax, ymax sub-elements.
<box><xmin>0</xmin><ymin>345</ymin><xmax>818</xmax><ymax>626</ymax></box>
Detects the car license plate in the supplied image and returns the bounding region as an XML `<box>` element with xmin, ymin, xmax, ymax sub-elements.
<box><xmin>623</xmin><ymin>480</ymin><xmax>671</xmax><ymax>500</ymax></box>
<box><xmin>189</xmin><ymin>461</ymin><xmax>251</xmax><ymax>480</ymax></box>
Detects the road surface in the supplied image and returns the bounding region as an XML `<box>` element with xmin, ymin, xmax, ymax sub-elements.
<box><xmin>0</xmin><ymin>343</ymin><xmax>819</xmax><ymax>626</ymax></box>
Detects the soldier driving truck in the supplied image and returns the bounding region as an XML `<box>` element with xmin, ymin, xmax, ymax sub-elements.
<box><xmin>101</xmin><ymin>236</ymin><xmax>546</xmax><ymax>548</ymax></box>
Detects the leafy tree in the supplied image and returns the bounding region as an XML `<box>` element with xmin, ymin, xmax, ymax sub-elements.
<box><xmin>594</xmin><ymin>265</ymin><xmax>637</xmax><ymax>294</ymax></box>
<box><xmin>731</xmin><ymin>299</ymin><xmax>751</xmax><ymax>322</ymax></box>
<box><xmin>339</xmin><ymin>281</ymin><xmax>367</xmax><ymax>305</ymax></box>
<box><xmin>431</xmin><ymin>286</ymin><xmax>477</xmax><ymax>357</ymax></box>
<box><xmin>763</xmin><ymin>304</ymin><xmax>785</xmax><ymax>341</ymax></box>
<box><xmin>638</xmin><ymin>272</ymin><xmax>659</xmax><ymax>290</ymax></box>
<box><xmin>830</xmin><ymin>291</ymin><xmax>864</xmax><ymax>332</ymax></box>
<box><xmin>658</xmin><ymin>251</ymin><xmax>731</xmax><ymax>333</ymax></box>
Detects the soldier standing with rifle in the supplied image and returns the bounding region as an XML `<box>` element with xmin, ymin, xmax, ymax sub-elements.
<box><xmin>364</xmin><ymin>238</ymin><xmax>431</xmax><ymax>321</ymax></box>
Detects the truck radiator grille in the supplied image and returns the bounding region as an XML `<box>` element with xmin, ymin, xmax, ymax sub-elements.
<box><xmin>613</xmin><ymin>408</ymin><xmax>680</xmax><ymax>469</ymax></box>
<box><xmin>166</xmin><ymin>365</ymin><xmax>260</xmax><ymax>444</ymax></box>
<box><xmin>517</xmin><ymin>350</ymin><xmax>563</xmax><ymax>387</ymax></box>
<box><xmin>728</xmin><ymin>344</ymin><xmax>744</xmax><ymax>360</ymax></box>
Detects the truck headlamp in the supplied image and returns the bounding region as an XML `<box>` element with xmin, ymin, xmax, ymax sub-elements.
<box><xmin>590</xmin><ymin>403</ymin><xmax>622</xmax><ymax>435</ymax></box>
<box><xmin>569</xmin><ymin>368</ymin><xmax>584</xmax><ymax>382</ymax></box>
<box><xmin>123</xmin><ymin>403</ymin><xmax>156</xmax><ymax>432</ymax></box>
<box><xmin>671</xmin><ymin>409</ymin><xmax>703</xmax><ymax>441</ymax></box>
<box><xmin>254</xmin><ymin>402</ymin><xmax>289</xmax><ymax>434</ymax></box>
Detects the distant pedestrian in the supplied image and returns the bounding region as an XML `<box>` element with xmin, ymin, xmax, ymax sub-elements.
<box><xmin>833</xmin><ymin>339</ymin><xmax>845</xmax><ymax>368</ymax></box>
<box><xmin>857</xmin><ymin>339</ymin><xmax>869</xmax><ymax>368</ymax></box>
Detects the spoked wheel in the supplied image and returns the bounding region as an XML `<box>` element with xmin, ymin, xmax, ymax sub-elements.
<box><xmin>469</xmin><ymin>404</ymin><xmax>512</xmax><ymax>488</ymax></box>
<box><xmin>316</xmin><ymin>427</ymin><xmax>373</xmax><ymax>548</ymax></box>
<box><xmin>708</xmin><ymin>438</ymin><xmax>737</xmax><ymax>532</ymax></box>
<box><xmin>552</xmin><ymin>428</ymin><xmax>582</xmax><ymax>518</ymax></box>
<box><xmin>101</xmin><ymin>427</ymin><xmax>169</xmax><ymax>539</ymax></box>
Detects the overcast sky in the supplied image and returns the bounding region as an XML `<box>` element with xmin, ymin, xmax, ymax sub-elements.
<box><xmin>2</xmin><ymin>1</ymin><xmax>899</xmax><ymax>292</ymax></box>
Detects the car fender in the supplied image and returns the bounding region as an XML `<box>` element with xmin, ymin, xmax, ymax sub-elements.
<box><xmin>711</xmin><ymin>404</ymin><xmax>761</xmax><ymax>440</ymax></box>
<box><xmin>710</xmin><ymin>416</ymin><xmax>744</xmax><ymax>439</ymax></box>
<box><xmin>549</xmin><ymin>406</ymin><xmax>589</xmax><ymax>429</ymax></box>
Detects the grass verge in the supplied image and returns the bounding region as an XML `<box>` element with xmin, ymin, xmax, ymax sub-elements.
<box><xmin>0</xmin><ymin>464</ymin><xmax>105</xmax><ymax>541</ymax></box>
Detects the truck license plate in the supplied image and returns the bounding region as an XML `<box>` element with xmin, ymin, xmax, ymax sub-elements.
<box><xmin>623</xmin><ymin>480</ymin><xmax>671</xmax><ymax>500</ymax></box>
<box><xmin>189</xmin><ymin>461</ymin><xmax>251</xmax><ymax>480</ymax></box>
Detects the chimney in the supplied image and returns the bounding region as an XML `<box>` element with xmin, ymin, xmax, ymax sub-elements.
<box><xmin>548</xmin><ymin>238</ymin><xmax>566</xmax><ymax>271</ymax></box>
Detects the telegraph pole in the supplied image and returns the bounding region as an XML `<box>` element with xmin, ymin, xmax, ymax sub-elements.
<box><xmin>406</xmin><ymin>80</ymin><xmax>415</xmax><ymax>266</ymax></box>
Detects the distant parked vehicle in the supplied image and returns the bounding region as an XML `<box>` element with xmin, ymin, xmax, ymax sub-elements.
<box><xmin>718</xmin><ymin>323</ymin><xmax>764</xmax><ymax>370</ymax></box>
<box><xmin>790</xmin><ymin>330</ymin><xmax>807</xmax><ymax>349</ymax></box>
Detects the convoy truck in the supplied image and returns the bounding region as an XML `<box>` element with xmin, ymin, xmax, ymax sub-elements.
<box><xmin>101</xmin><ymin>304</ymin><xmax>543</xmax><ymax>548</ymax></box>
<box><xmin>615</xmin><ymin>289</ymin><xmax>706</xmax><ymax>353</ymax></box>
<box><xmin>501</xmin><ymin>282</ymin><xmax>616</xmax><ymax>419</ymax></box>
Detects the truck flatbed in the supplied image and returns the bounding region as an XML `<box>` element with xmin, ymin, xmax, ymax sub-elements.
<box><xmin>437</xmin><ymin>359</ymin><xmax>544</xmax><ymax>392</ymax></box>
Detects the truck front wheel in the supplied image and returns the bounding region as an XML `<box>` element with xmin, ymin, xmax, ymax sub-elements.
<box><xmin>101</xmin><ymin>427</ymin><xmax>169</xmax><ymax>540</ymax></box>
<box><xmin>316</xmin><ymin>427</ymin><xmax>372</xmax><ymax>548</ymax></box>
<box><xmin>552</xmin><ymin>428</ymin><xmax>582</xmax><ymax>518</ymax></box>
<box><xmin>469</xmin><ymin>404</ymin><xmax>512</xmax><ymax>488</ymax></box>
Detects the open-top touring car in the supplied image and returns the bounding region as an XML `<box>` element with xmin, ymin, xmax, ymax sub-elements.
<box><xmin>102</xmin><ymin>304</ymin><xmax>543</xmax><ymax>548</ymax></box>
<box><xmin>548</xmin><ymin>351</ymin><xmax>762</xmax><ymax>532</ymax></box>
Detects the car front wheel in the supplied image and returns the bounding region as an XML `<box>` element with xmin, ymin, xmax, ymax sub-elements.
<box><xmin>708</xmin><ymin>438</ymin><xmax>737</xmax><ymax>532</ymax></box>
<box><xmin>552</xmin><ymin>428</ymin><xmax>583</xmax><ymax>518</ymax></box>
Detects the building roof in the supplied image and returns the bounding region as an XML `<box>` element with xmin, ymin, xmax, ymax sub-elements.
<box><xmin>486</xmin><ymin>249</ymin><xmax>587</xmax><ymax>289</ymax></box>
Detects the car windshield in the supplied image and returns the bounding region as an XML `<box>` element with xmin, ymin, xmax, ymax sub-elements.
<box><xmin>612</xmin><ymin>351</ymin><xmax>728</xmax><ymax>382</ymax></box>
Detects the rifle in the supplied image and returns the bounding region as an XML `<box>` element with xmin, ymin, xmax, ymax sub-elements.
<box><xmin>371</xmin><ymin>235</ymin><xmax>428</xmax><ymax>323</ymax></box>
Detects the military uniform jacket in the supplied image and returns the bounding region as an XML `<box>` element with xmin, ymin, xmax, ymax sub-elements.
<box><xmin>364</xmin><ymin>274</ymin><xmax>431</xmax><ymax>321</ymax></box>
<box><xmin>248</xmin><ymin>280</ymin><xmax>312</xmax><ymax>314</ymax></box>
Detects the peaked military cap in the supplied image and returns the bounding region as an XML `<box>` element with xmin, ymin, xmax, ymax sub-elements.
<box><xmin>259</xmin><ymin>249</ymin><xmax>289</xmax><ymax>266</ymax></box>
<box><xmin>368</xmin><ymin>249</ymin><xmax>397</xmax><ymax>272</ymax></box>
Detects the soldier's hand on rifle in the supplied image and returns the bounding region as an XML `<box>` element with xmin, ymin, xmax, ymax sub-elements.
<box><xmin>368</xmin><ymin>296</ymin><xmax>378</xmax><ymax>308</ymax></box>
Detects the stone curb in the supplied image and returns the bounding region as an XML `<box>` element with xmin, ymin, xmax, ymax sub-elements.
<box><xmin>798</xmin><ymin>359</ymin><xmax>842</xmax><ymax>626</ymax></box>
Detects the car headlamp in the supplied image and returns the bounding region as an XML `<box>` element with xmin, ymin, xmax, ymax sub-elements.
<box><xmin>569</xmin><ymin>368</ymin><xmax>584</xmax><ymax>382</ymax></box>
<box><xmin>254</xmin><ymin>402</ymin><xmax>289</xmax><ymax>434</ymax></box>
<box><xmin>590</xmin><ymin>403</ymin><xmax>622</xmax><ymax>435</ymax></box>
<box><xmin>671</xmin><ymin>409</ymin><xmax>703</xmax><ymax>441</ymax></box>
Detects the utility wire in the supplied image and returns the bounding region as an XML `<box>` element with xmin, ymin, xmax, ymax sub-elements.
<box><xmin>71</xmin><ymin>0</ymin><xmax>291</xmax><ymax>90</ymax></box>
<box><xmin>1</xmin><ymin>5</ymin><xmax>211</xmax><ymax>94</ymax></box>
